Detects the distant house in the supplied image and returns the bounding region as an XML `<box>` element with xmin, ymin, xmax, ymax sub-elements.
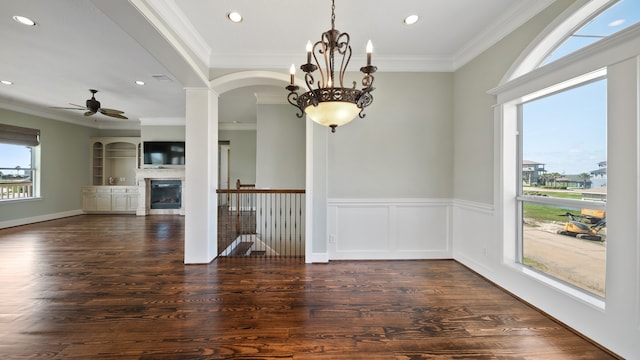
<box><xmin>555</xmin><ymin>175</ymin><xmax>591</xmax><ymax>189</ymax></box>
<box><xmin>590</xmin><ymin>161</ymin><xmax>607</xmax><ymax>188</ymax></box>
<box><xmin>522</xmin><ymin>160</ymin><xmax>546</xmax><ymax>185</ymax></box>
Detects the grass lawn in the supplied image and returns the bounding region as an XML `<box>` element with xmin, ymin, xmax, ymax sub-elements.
<box><xmin>523</xmin><ymin>189</ymin><xmax>583</xmax><ymax>222</ymax></box>
<box><xmin>523</xmin><ymin>202</ymin><xmax>578</xmax><ymax>222</ymax></box>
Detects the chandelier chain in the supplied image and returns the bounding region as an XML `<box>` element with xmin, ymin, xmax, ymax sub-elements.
<box><xmin>331</xmin><ymin>0</ymin><xmax>335</xmax><ymax>30</ymax></box>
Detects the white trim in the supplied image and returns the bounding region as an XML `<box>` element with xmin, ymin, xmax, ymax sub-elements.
<box><xmin>210</xmin><ymin>52</ymin><xmax>456</xmax><ymax>72</ymax></box>
<box><xmin>307</xmin><ymin>252</ymin><xmax>329</xmax><ymax>263</ymax></box>
<box><xmin>490</xmin><ymin>23</ymin><xmax>640</xmax><ymax>104</ymax></box>
<box><xmin>328</xmin><ymin>198</ymin><xmax>451</xmax><ymax>206</ymax></box>
<box><xmin>218</xmin><ymin>123</ymin><xmax>257</xmax><ymax>131</ymax></box>
<box><xmin>210</xmin><ymin>71</ymin><xmax>291</xmax><ymax>95</ymax></box>
<box><xmin>139</xmin><ymin>117</ymin><xmax>186</xmax><ymax>126</ymax></box>
<box><xmin>452</xmin><ymin>198</ymin><xmax>494</xmax><ymax>214</ymax></box>
<box><xmin>0</xmin><ymin>209</ymin><xmax>83</xmax><ymax>229</ymax></box>
<box><xmin>305</xmin><ymin>117</ymin><xmax>314</xmax><ymax>263</ymax></box>
<box><xmin>144</xmin><ymin>0</ymin><xmax>212</xmax><ymax>67</ymax></box>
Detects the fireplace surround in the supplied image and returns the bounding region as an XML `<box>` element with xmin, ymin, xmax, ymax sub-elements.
<box><xmin>135</xmin><ymin>168</ymin><xmax>185</xmax><ymax>215</ymax></box>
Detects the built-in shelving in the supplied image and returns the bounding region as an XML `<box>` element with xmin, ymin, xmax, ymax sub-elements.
<box><xmin>90</xmin><ymin>137</ymin><xmax>141</xmax><ymax>186</ymax></box>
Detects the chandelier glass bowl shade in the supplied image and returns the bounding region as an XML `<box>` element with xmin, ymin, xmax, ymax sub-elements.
<box><xmin>286</xmin><ymin>0</ymin><xmax>377</xmax><ymax>133</ymax></box>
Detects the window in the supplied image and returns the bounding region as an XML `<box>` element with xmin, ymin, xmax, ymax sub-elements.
<box><xmin>517</xmin><ymin>77</ymin><xmax>607</xmax><ymax>297</ymax></box>
<box><xmin>0</xmin><ymin>124</ymin><xmax>40</xmax><ymax>200</ymax></box>
<box><xmin>543</xmin><ymin>0</ymin><xmax>640</xmax><ymax>65</ymax></box>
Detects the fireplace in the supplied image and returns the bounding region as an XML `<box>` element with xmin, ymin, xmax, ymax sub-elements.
<box><xmin>135</xmin><ymin>168</ymin><xmax>185</xmax><ymax>216</ymax></box>
<box><xmin>150</xmin><ymin>180</ymin><xmax>181</xmax><ymax>209</ymax></box>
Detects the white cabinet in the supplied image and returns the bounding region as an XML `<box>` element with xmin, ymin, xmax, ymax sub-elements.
<box><xmin>84</xmin><ymin>136</ymin><xmax>141</xmax><ymax>213</ymax></box>
<box><xmin>82</xmin><ymin>186</ymin><xmax>138</xmax><ymax>213</ymax></box>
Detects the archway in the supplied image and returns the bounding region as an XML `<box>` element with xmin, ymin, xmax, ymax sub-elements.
<box><xmin>211</xmin><ymin>71</ymin><xmax>317</xmax><ymax>262</ymax></box>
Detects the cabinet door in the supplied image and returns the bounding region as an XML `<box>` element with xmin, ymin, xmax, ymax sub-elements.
<box><xmin>83</xmin><ymin>193</ymin><xmax>98</xmax><ymax>211</ymax></box>
<box><xmin>112</xmin><ymin>194</ymin><xmax>128</xmax><ymax>211</ymax></box>
<box><xmin>96</xmin><ymin>194</ymin><xmax>112</xmax><ymax>211</ymax></box>
<box><xmin>127</xmin><ymin>193</ymin><xmax>139</xmax><ymax>211</ymax></box>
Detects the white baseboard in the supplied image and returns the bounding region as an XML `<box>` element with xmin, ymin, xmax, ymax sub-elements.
<box><xmin>0</xmin><ymin>209</ymin><xmax>83</xmax><ymax>229</ymax></box>
<box><xmin>306</xmin><ymin>252</ymin><xmax>329</xmax><ymax>263</ymax></box>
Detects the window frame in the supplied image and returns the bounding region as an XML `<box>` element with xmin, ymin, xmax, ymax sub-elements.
<box><xmin>490</xmin><ymin>19</ymin><xmax>640</xmax><ymax>308</ymax></box>
<box><xmin>0</xmin><ymin>125</ymin><xmax>41</xmax><ymax>201</ymax></box>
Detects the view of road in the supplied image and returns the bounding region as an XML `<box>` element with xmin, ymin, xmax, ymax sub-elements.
<box><xmin>524</xmin><ymin>222</ymin><xmax>606</xmax><ymax>297</ymax></box>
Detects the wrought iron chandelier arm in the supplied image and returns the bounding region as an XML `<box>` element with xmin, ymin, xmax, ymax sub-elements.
<box><xmin>336</xmin><ymin>33</ymin><xmax>351</xmax><ymax>88</ymax></box>
<box><xmin>361</xmin><ymin>72</ymin><xmax>375</xmax><ymax>92</ymax></box>
<box><xmin>285</xmin><ymin>85</ymin><xmax>304</xmax><ymax>118</ymax></box>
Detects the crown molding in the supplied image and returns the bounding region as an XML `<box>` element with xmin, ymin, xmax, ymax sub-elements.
<box><xmin>144</xmin><ymin>0</ymin><xmax>211</xmax><ymax>67</ymax></box>
<box><xmin>218</xmin><ymin>122</ymin><xmax>257</xmax><ymax>131</ymax></box>
<box><xmin>139</xmin><ymin>117</ymin><xmax>186</xmax><ymax>126</ymax></box>
<box><xmin>210</xmin><ymin>52</ymin><xmax>456</xmax><ymax>72</ymax></box>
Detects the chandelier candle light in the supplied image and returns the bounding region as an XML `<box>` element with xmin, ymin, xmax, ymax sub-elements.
<box><xmin>286</xmin><ymin>0</ymin><xmax>377</xmax><ymax>133</ymax></box>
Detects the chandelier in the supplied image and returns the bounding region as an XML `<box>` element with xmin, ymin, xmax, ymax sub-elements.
<box><xmin>286</xmin><ymin>0</ymin><xmax>377</xmax><ymax>133</ymax></box>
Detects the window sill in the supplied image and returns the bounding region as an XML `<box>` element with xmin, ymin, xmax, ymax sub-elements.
<box><xmin>507</xmin><ymin>262</ymin><xmax>606</xmax><ymax>311</ymax></box>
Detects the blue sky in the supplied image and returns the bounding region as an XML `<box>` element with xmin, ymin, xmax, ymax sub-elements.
<box><xmin>0</xmin><ymin>144</ymin><xmax>32</xmax><ymax>170</ymax></box>
<box><xmin>523</xmin><ymin>79</ymin><xmax>607</xmax><ymax>175</ymax></box>
<box><xmin>524</xmin><ymin>0</ymin><xmax>640</xmax><ymax>175</ymax></box>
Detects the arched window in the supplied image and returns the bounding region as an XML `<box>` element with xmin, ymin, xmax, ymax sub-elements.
<box><xmin>543</xmin><ymin>0</ymin><xmax>640</xmax><ymax>64</ymax></box>
<box><xmin>505</xmin><ymin>0</ymin><xmax>640</xmax><ymax>81</ymax></box>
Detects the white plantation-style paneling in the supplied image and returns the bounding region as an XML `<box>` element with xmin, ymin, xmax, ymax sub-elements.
<box><xmin>328</xmin><ymin>199</ymin><xmax>452</xmax><ymax>260</ymax></box>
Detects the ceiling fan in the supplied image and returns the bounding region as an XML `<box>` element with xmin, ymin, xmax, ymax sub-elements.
<box><xmin>51</xmin><ymin>89</ymin><xmax>128</xmax><ymax>119</ymax></box>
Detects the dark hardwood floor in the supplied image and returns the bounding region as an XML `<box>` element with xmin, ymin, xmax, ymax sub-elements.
<box><xmin>0</xmin><ymin>215</ymin><xmax>618</xmax><ymax>359</ymax></box>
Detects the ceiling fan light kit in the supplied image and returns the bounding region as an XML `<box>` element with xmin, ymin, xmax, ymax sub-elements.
<box><xmin>286</xmin><ymin>0</ymin><xmax>377</xmax><ymax>133</ymax></box>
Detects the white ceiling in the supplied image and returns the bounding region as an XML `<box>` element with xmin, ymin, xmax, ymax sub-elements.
<box><xmin>0</xmin><ymin>0</ymin><xmax>553</xmax><ymax>129</ymax></box>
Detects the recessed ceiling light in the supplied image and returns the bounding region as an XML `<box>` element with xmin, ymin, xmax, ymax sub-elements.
<box><xmin>13</xmin><ymin>15</ymin><xmax>36</xmax><ymax>26</ymax></box>
<box><xmin>227</xmin><ymin>12</ymin><xmax>243</xmax><ymax>23</ymax></box>
<box><xmin>135</xmin><ymin>80</ymin><xmax>145</xmax><ymax>86</ymax></box>
<box><xmin>403</xmin><ymin>15</ymin><xmax>419</xmax><ymax>25</ymax></box>
<box><xmin>1</xmin><ymin>80</ymin><xmax>13</xmax><ymax>85</ymax></box>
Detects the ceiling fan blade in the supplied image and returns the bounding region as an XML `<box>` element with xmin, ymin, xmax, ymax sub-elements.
<box><xmin>102</xmin><ymin>112</ymin><xmax>128</xmax><ymax>120</ymax></box>
<box><xmin>69</xmin><ymin>103</ymin><xmax>87</xmax><ymax>109</ymax></box>
<box><xmin>84</xmin><ymin>111</ymin><xmax>96</xmax><ymax>116</ymax></box>
<box><xmin>49</xmin><ymin>106</ymin><xmax>85</xmax><ymax>110</ymax></box>
<box><xmin>99</xmin><ymin>108</ymin><xmax>125</xmax><ymax>115</ymax></box>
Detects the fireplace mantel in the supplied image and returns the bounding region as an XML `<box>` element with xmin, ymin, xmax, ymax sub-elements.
<box><xmin>135</xmin><ymin>168</ymin><xmax>185</xmax><ymax>216</ymax></box>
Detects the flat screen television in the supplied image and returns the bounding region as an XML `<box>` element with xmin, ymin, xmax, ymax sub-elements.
<box><xmin>143</xmin><ymin>141</ymin><xmax>185</xmax><ymax>166</ymax></box>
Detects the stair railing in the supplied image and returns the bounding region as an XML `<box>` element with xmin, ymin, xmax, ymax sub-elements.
<box><xmin>217</xmin><ymin>181</ymin><xmax>305</xmax><ymax>258</ymax></box>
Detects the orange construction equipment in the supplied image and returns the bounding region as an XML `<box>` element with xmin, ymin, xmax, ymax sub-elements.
<box><xmin>557</xmin><ymin>209</ymin><xmax>606</xmax><ymax>241</ymax></box>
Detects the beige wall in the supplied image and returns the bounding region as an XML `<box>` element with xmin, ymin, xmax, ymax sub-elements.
<box><xmin>218</xmin><ymin>130</ymin><xmax>257</xmax><ymax>186</ymax></box>
<box><xmin>452</xmin><ymin>0</ymin><xmax>575</xmax><ymax>204</ymax></box>
<box><xmin>0</xmin><ymin>109</ymin><xmax>97</xmax><ymax>224</ymax></box>
<box><xmin>328</xmin><ymin>72</ymin><xmax>454</xmax><ymax>199</ymax></box>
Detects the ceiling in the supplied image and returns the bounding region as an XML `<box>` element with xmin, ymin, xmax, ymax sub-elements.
<box><xmin>0</xmin><ymin>0</ymin><xmax>554</xmax><ymax>129</ymax></box>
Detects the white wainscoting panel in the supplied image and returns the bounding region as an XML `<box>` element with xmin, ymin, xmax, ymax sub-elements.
<box><xmin>328</xmin><ymin>199</ymin><xmax>452</xmax><ymax>260</ymax></box>
<box><xmin>451</xmin><ymin>199</ymin><xmax>495</xmax><ymax>276</ymax></box>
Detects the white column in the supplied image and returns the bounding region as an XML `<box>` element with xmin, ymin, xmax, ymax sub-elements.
<box><xmin>184</xmin><ymin>87</ymin><xmax>219</xmax><ymax>263</ymax></box>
